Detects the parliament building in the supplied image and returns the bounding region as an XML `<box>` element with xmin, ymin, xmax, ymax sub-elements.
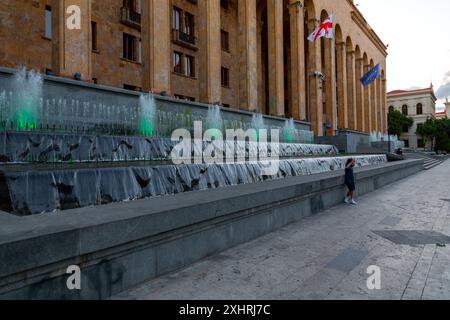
<box><xmin>0</xmin><ymin>0</ymin><xmax>388</xmax><ymax>136</ymax></box>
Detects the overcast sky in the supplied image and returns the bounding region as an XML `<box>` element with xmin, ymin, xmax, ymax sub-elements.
<box><xmin>356</xmin><ymin>0</ymin><xmax>450</xmax><ymax>111</ymax></box>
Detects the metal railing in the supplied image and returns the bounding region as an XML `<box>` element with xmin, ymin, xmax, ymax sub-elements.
<box><xmin>121</xmin><ymin>7</ymin><xmax>141</xmax><ymax>29</ymax></box>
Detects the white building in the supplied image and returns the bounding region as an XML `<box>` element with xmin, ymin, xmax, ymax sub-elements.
<box><xmin>436</xmin><ymin>97</ymin><xmax>450</xmax><ymax>119</ymax></box>
<box><xmin>387</xmin><ymin>86</ymin><xmax>437</xmax><ymax>150</ymax></box>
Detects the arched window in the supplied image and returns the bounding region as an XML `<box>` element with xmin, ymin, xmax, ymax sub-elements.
<box><xmin>416</xmin><ymin>103</ymin><xmax>423</xmax><ymax>115</ymax></box>
<box><xmin>402</xmin><ymin>105</ymin><xmax>408</xmax><ymax>115</ymax></box>
<box><xmin>388</xmin><ymin>106</ymin><xmax>394</xmax><ymax>113</ymax></box>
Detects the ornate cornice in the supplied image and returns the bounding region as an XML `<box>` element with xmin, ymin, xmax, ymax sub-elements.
<box><xmin>346</xmin><ymin>0</ymin><xmax>388</xmax><ymax>57</ymax></box>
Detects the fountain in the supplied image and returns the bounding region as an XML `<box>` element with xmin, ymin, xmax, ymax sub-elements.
<box><xmin>370</xmin><ymin>131</ymin><xmax>405</xmax><ymax>149</ymax></box>
<box><xmin>206</xmin><ymin>105</ymin><xmax>223</xmax><ymax>139</ymax></box>
<box><xmin>283</xmin><ymin>118</ymin><xmax>297</xmax><ymax>143</ymax></box>
<box><xmin>139</xmin><ymin>93</ymin><xmax>156</xmax><ymax>137</ymax></box>
<box><xmin>0</xmin><ymin>67</ymin><xmax>392</xmax><ymax>216</ymax></box>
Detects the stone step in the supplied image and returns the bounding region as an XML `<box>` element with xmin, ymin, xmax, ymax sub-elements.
<box><xmin>424</xmin><ymin>160</ymin><xmax>443</xmax><ymax>170</ymax></box>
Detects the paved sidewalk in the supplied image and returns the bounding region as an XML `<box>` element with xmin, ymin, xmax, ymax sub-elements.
<box><xmin>113</xmin><ymin>160</ymin><xmax>450</xmax><ymax>300</ymax></box>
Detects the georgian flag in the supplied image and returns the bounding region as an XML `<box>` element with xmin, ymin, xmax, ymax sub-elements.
<box><xmin>307</xmin><ymin>15</ymin><xmax>334</xmax><ymax>42</ymax></box>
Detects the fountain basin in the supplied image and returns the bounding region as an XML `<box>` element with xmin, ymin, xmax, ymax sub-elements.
<box><xmin>0</xmin><ymin>155</ymin><xmax>387</xmax><ymax>215</ymax></box>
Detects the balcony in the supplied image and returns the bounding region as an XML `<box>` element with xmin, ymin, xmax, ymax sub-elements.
<box><xmin>172</xmin><ymin>29</ymin><xmax>198</xmax><ymax>51</ymax></box>
<box><xmin>121</xmin><ymin>7</ymin><xmax>141</xmax><ymax>30</ymax></box>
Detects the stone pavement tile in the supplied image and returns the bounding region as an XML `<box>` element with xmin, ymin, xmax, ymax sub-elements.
<box><xmin>113</xmin><ymin>161</ymin><xmax>450</xmax><ymax>300</ymax></box>
<box><xmin>421</xmin><ymin>278</ymin><xmax>450</xmax><ymax>300</ymax></box>
<box><xmin>288</xmin><ymin>268</ymin><xmax>348</xmax><ymax>300</ymax></box>
<box><xmin>328</xmin><ymin>241</ymin><xmax>422</xmax><ymax>300</ymax></box>
<box><xmin>399</xmin><ymin>245</ymin><xmax>436</xmax><ymax>300</ymax></box>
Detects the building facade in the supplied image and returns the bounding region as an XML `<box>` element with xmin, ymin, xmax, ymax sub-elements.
<box><xmin>387</xmin><ymin>86</ymin><xmax>437</xmax><ymax>150</ymax></box>
<box><xmin>436</xmin><ymin>98</ymin><xmax>450</xmax><ymax>119</ymax></box>
<box><xmin>0</xmin><ymin>0</ymin><xmax>388</xmax><ymax>136</ymax></box>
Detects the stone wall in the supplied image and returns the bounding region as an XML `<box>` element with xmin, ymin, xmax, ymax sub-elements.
<box><xmin>0</xmin><ymin>159</ymin><xmax>423</xmax><ymax>299</ymax></box>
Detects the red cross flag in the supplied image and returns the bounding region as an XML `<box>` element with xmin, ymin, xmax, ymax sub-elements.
<box><xmin>307</xmin><ymin>15</ymin><xmax>334</xmax><ymax>42</ymax></box>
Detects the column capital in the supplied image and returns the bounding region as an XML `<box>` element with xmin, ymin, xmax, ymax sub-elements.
<box><xmin>288</xmin><ymin>0</ymin><xmax>304</xmax><ymax>15</ymax></box>
<box><xmin>347</xmin><ymin>50</ymin><xmax>355</xmax><ymax>55</ymax></box>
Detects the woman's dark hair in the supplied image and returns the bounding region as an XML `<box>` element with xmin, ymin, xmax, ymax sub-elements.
<box><xmin>346</xmin><ymin>158</ymin><xmax>354</xmax><ymax>166</ymax></box>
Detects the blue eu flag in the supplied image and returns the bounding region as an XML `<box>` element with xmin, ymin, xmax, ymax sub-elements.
<box><xmin>360</xmin><ymin>64</ymin><xmax>381</xmax><ymax>87</ymax></box>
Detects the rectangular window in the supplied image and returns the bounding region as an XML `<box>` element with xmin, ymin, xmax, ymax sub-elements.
<box><xmin>123</xmin><ymin>0</ymin><xmax>136</xmax><ymax>11</ymax></box>
<box><xmin>221</xmin><ymin>67</ymin><xmax>230</xmax><ymax>87</ymax></box>
<box><xmin>184</xmin><ymin>12</ymin><xmax>195</xmax><ymax>35</ymax></box>
<box><xmin>175</xmin><ymin>94</ymin><xmax>196</xmax><ymax>102</ymax></box>
<box><xmin>136</xmin><ymin>0</ymin><xmax>142</xmax><ymax>14</ymax></box>
<box><xmin>221</xmin><ymin>30</ymin><xmax>229</xmax><ymax>52</ymax></box>
<box><xmin>173</xmin><ymin>7</ymin><xmax>182</xmax><ymax>30</ymax></box>
<box><xmin>220</xmin><ymin>0</ymin><xmax>230</xmax><ymax>10</ymax></box>
<box><xmin>91</xmin><ymin>21</ymin><xmax>98</xmax><ymax>51</ymax></box>
<box><xmin>124</xmin><ymin>84</ymin><xmax>142</xmax><ymax>91</ymax></box>
<box><xmin>45</xmin><ymin>5</ymin><xmax>52</xmax><ymax>39</ymax></box>
<box><xmin>173</xmin><ymin>51</ymin><xmax>182</xmax><ymax>74</ymax></box>
<box><xmin>184</xmin><ymin>55</ymin><xmax>195</xmax><ymax>77</ymax></box>
<box><xmin>123</xmin><ymin>33</ymin><xmax>137</xmax><ymax>61</ymax></box>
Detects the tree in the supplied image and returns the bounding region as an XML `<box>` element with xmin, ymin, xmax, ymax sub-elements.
<box><xmin>416</xmin><ymin>117</ymin><xmax>450</xmax><ymax>153</ymax></box>
<box><xmin>388</xmin><ymin>110</ymin><xmax>413</xmax><ymax>137</ymax></box>
<box><xmin>416</xmin><ymin>118</ymin><xmax>436</xmax><ymax>150</ymax></box>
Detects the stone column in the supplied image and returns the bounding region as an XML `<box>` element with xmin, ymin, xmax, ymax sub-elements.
<box><xmin>377</xmin><ymin>77</ymin><xmax>383</xmax><ymax>133</ymax></box>
<box><xmin>198</xmin><ymin>0</ymin><xmax>222</xmax><ymax>104</ymax></box>
<box><xmin>141</xmin><ymin>0</ymin><xmax>171</xmax><ymax>94</ymax></box>
<box><xmin>307</xmin><ymin>19</ymin><xmax>323</xmax><ymax>136</ymax></box>
<box><xmin>52</xmin><ymin>0</ymin><xmax>92</xmax><ymax>80</ymax></box>
<box><xmin>364</xmin><ymin>64</ymin><xmax>372</xmax><ymax>133</ymax></box>
<box><xmin>238</xmin><ymin>0</ymin><xmax>258</xmax><ymax>112</ymax></box>
<box><xmin>346</xmin><ymin>50</ymin><xmax>357</xmax><ymax>130</ymax></box>
<box><xmin>323</xmin><ymin>36</ymin><xmax>337</xmax><ymax>136</ymax></box>
<box><xmin>355</xmin><ymin>57</ymin><xmax>365</xmax><ymax>132</ymax></box>
<box><xmin>382</xmin><ymin>78</ymin><xmax>387</xmax><ymax>133</ymax></box>
<box><xmin>288</xmin><ymin>0</ymin><xmax>306</xmax><ymax>121</ymax></box>
<box><xmin>267</xmin><ymin>0</ymin><xmax>284</xmax><ymax>116</ymax></box>
<box><xmin>336</xmin><ymin>41</ymin><xmax>348</xmax><ymax>130</ymax></box>
<box><xmin>371</xmin><ymin>74</ymin><xmax>378</xmax><ymax>133</ymax></box>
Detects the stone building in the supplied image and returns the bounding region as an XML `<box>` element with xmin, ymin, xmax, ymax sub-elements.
<box><xmin>0</xmin><ymin>0</ymin><xmax>388</xmax><ymax>137</ymax></box>
<box><xmin>387</xmin><ymin>86</ymin><xmax>437</xmax><ymax>150</ymax></box>
<box><xmin>436</xmin><ymin>98</ymin><xmax>450</xmax><ymax>119</ymax></box>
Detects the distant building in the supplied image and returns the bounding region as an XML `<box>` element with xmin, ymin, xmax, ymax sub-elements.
<box><xmin>436</xmin><ymin>98</ymin><xmax>450</xmax><ymax>119</ymax></box>
<box><xmin>387</xmin><ymin>86</ymin><xmax>437</xmax><ymax>150</ymax></box>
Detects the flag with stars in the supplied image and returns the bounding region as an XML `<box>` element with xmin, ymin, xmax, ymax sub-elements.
<box><xmin>360</xmin><ymin>64</ymin><xmax>381</xmax><ymax>86</ymax></box>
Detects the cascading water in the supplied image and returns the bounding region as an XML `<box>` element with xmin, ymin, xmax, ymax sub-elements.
<box><xmin>139</xmin><ymin>93</ymin><xmax>156</xmax><ymax>137</ymax></box>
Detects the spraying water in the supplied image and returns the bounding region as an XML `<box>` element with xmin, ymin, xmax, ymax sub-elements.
<box><xmin>11</xmin><ymin>68</ymin><xmax>43</xmax><ymax>131</ymax></box>
<box><xmin>283</xmin><ymin>118</ymin><xmax>297</xmax><ymax>143</ymax></box>
<box><xmin>251</xmin><ymin>113</ymin><xmax>265</xmax><ymax>140</ymax></box>
<box><xmin>139</xmin><ymin>93</ymin><xmax>156</xmax><ymax>137</ymax></box>
<box><xmin>206</xmin><ymin>105</ymin><xmax>223</xmax><ymax>139</ymax></box>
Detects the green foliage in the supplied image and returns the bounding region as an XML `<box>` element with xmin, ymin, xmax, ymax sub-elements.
<box><xmin>416</xmin><ymin>117</ymin><xmax>450</xmax><ymax>152</ymax></box>
<box><xmin>388</xmin><ymin>110</ymin><xmax>413</xmax><ymax>137</ymax></box>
